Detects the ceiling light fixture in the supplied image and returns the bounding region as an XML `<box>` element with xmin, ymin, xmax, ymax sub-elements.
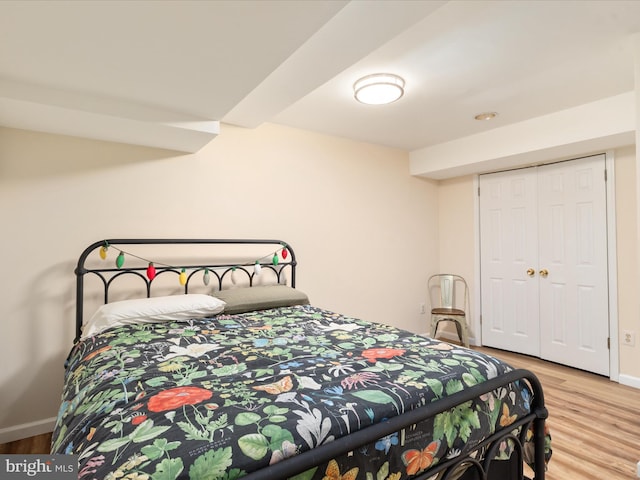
<box><xmin>353</xmin><ymin>73</ymin><xmax>405</xmax><ymax>105</ymax></box>
<box><xmin>474</xmin><ymin>112</ymin><xmax>498</xmax><ymax>121</ymax></box>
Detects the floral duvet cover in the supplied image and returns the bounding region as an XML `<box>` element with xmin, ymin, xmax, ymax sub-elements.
<box><xmin>52</xmin><ymin>305</ymin><xmax>545</xmax><ymax>480</ymax></box>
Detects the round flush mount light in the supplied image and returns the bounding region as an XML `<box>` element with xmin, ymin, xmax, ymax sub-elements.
<box><xmin>353</xmin><ymin>73</ymin><xmax>405</xmax><ymax>105</ymax></box>
<box><xmin>474</xmin><ymin>112</ymin><xmax>498</xmax><ymax>121</ymax></box>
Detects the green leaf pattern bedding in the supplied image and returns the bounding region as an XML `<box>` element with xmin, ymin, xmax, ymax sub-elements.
<box><xmin>52</xmin><ymin>305</ymin><xmax>546</xmax><ymax>480</ymax></box>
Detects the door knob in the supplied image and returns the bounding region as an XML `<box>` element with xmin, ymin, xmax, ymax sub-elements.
<box><xmin>526</xmin><ymin>268</ymin><xmax>535</xmax><ymax>277</ymax></box>
<box><xmin>539</xmin><ymin>269</ymin><xmax>549</xmax><ymax>277</ymax></box>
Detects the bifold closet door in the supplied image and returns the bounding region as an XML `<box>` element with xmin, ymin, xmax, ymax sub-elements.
<box><xmin>479</xmin><ymin>167</ymin><xmax>540</xmax><ymax>356</ymax></box>
<box><xmin>537</xmin><ymin>157</ymin><xmax>609</xmax><ymax>376</ymax></box>
<box><xmin>479</xmin><ymin>155</ymin><xmax>609</xmax><ymax>375</ymax></box>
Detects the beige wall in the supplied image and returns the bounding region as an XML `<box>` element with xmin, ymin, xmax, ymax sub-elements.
<box><xmin>0</xmin><ymin>123</ymin><xmax>440</xmax><ymax>440</ymax></box>
<box><xmin>436</xmin><ymin>147</ymin><xmax>640</xmax><ymax>381</ymax></box>
<box><xmin>435</xmin><ymin>175</ymin><xmax>477</xmax><ymax>341</ymax></box>
<box><xmin>614</xmin><ymin>145</ymin><xmax>640</xmax><ymax>379</ymax></box>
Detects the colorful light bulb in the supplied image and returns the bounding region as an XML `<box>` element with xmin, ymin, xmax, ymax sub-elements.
<box><xmin>146</xmin><ymin>263</ymin><xmax>156</xmax><ymax>281</ymax></box>
<box><xmin>203</xmin><ymin>269</ymin><xmax>210</xmax><ymax>286</ymax></box>
<box><xmin>116</xmin><ymin>252</ymin><xmax>125</xmax><ymax>268</ymax></box>
<box><xmin>231</xmin><ymin>267</ymin><xmax>238</xmax><ymax>285</ymax></box>
<box><xmin>99</xmin><ymin>246</ymin><xmax>108</xmax><ymax>260</ymax></box>
<box><xmin>254</xmin><ymin>262</ymin><xmax>261</xmax><ymax>276</ymax></box>
<box><xmin>272</xmin><ymin>253</ymin><xmax>279</xmax><ymax>266</ymax></box>
<box><xmin>281</xmin><ymin>248</ymin><xmax>288</xmax><ymax>259</ymax></box>
<box><xmin>179</xmin><ymin>268</ymin><xmax>187</xmax><ymax>286</ymax></box>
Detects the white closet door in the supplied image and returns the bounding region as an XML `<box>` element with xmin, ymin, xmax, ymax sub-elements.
<box><xmin>537</xmin><ymin>156</ymin><xmax>609</xmax><ymax>376</ymax></box>
<box><xmin>479</xmin><ymin>168</ymin><xmax>540</xmax><ymax>356</ymax></box>
<box><xmin>479</xmin><ymin>155</ymin><xmax>610</xmax><ymax>375</ymax></box>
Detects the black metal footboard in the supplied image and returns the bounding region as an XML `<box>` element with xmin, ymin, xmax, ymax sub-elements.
<box><xmin>241</xmin><ymin>368</ymin><xmax>548</xmax><ymax>480</ymax></box>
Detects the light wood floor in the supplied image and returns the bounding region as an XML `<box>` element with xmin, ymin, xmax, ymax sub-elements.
<box><xmin>477</xmin><ymin>347</ymin><xmax>640</xmax><ymax>480</ymax></box>
<box><xmin>1</xmin><ymin>348</ymin><xmax>638</xmax><ymax>480</ymax></box>
<box><xmin>0</xmin><ymin>431</ymin><xmax>51</xmax><ymax>454</ymax></box>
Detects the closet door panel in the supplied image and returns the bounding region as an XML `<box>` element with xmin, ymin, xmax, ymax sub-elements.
<box><xmin>537</xmin><ymin>156</ymin><xmax>609</xmax><ymax>376</ymax></box>
<box><xmin>480</xmin><ymin>168</ymin><xmax>539</xmax><ymax>355</ymax></box>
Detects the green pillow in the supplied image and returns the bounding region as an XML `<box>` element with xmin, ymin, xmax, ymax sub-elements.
<box><xmin>212</xmin><ymin>285</ymin><xmax>309</xmax><ymax>314</ymax></box>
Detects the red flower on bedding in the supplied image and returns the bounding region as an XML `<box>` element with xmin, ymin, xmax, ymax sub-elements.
<box><xmin>131</xmin><ymin>414</ymin><xmax>147</xmax><ymax>425</ymax></box>
<box><xmin>147</xmin><ymin>386</ymin><xmax>212</xmax><ymax>412</ymax></box>
<box><xmin>361</xmin><ymin>348</ymin><xmax>406</xmax><ymax>363</ymax></box>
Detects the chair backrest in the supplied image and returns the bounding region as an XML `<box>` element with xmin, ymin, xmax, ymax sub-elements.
<box><xmin>428</xmin><ymin>274</ymin><xmax>468</xmax><ymax>310</ymax></box>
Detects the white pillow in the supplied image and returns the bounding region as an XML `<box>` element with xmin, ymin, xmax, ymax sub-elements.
<box><xmin>81</xmin><ymin>294</ymin><xmax>226</xmax><ymax>339</ymax></box>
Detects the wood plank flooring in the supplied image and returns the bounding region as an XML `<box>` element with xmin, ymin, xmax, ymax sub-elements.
<box><xmin>0</xmin><ymin>348</ymin><xmax>638</xmax><ymax>480</ymax></box>
<box><xmin>476</xmin><ymin>347</ymin><xmax>640</xmax><ymax>480</ymax></box>
<box><xmin>0</xmin><ymin>431</ymin><xmax>51</xmax><ymax>454</ymax></box>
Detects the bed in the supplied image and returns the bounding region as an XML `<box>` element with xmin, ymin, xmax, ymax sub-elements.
<box><xmin>51</xmin><ymin>239</ymin><xmax>551</xmax><ymax>480</ymax></box>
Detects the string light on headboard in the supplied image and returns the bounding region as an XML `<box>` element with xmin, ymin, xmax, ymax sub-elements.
<box><xmin>116</xmin><ymin>251</ymin><xmax>125</xmax><ymax>268</ymax></box>
<box><xmin>146</xmin><ymin>263</ymin><xmax>156</xmax><ymax>280</ymax></box>
<box><xmin>96</xmin><ymin>240</ymin><xmax>290</xmax><ymax>287</ymax></box>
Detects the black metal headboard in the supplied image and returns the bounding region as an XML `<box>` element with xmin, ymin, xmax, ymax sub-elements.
<box><xmin>75</xmin><ymin>239</ymin><xmax>297</xmax><ymax>342</ymax></box>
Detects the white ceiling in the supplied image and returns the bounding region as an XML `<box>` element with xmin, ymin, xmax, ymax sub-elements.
<box><xmin>1</xmin><ymin>0</ymin><xmax>639</xmax><ymax>172</ymax></box>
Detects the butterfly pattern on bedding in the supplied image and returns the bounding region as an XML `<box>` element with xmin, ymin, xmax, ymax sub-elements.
<box><xmin>52</xmin><ymin>305</ymin><xmax>551</xmax><ymax>480</ymax></box>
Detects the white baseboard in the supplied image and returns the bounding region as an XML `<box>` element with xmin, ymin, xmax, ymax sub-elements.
<box><xmin>0</xmin><ymin>417</ymin><xmax>56</xmax><ymax>445</ymax></box>
<box><xmin>619</xmin><ymin>373</ymin><xmax>640</xmax><ymax>390</ymax></box>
